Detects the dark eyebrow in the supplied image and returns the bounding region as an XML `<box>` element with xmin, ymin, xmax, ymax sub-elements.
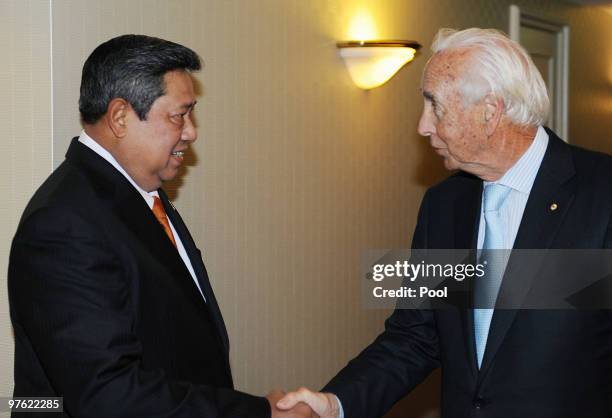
<box><xmin>179</xmin><ymin>101</ymin><xmax>197</xmax><ymax>111</ymax></box>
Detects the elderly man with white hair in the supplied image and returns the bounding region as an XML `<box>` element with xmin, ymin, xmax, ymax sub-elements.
<box><xmin>277</xmin><ymin>28</ymin><xmax>612</xmax><ymax>418</ymax></box>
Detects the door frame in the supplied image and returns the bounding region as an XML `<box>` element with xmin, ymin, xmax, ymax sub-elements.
<box><xmin>509</xmin><ymin>4</ymin><xmax>570</xmax><ymax>141</ymax></box>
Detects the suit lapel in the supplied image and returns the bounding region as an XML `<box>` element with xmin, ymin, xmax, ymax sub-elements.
<box><xmin>478</xmin><ymin>132</ymin><xmax>576</xmax><ymax>375</ymax></box>
<box><xmin>158</xmin><ymin>191</ymin><xmax>231</xmax><ymax>357</ymax></box>
<box><xmin>453</xmin><ymin>176</ymin><xmax>483</xmax><ymax>375</ymax></box>
<box><xmin>453</xmin><ymin>178</ymin><xmax>483</xmax><ymax>250</ymax></box>
<box><xmin>508</xmin><ymin>132</ymin><xmax>575</xmax><ymax>251</ymax></box>
<box><xmin>113</xmin><ymin>182</ymin><xmax>214</xmax><ymax>315</ymax></box>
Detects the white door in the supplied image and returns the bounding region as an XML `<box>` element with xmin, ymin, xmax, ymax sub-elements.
<box><xmin>509</xmin><ymin>5</ymin><xmax>569</xmax><ymax>141</ymax></box>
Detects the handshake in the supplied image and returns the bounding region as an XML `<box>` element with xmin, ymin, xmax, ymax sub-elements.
<box><xmin>266</xmin><ymin>387</ymin><xmax>341</xmax><ymax>418</ymax></box>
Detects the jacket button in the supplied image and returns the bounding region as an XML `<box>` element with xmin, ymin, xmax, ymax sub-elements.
<box><xmin>473</xmin><ymin>397</ymin><xmax>484</xmax><ymax>409</ymax></box>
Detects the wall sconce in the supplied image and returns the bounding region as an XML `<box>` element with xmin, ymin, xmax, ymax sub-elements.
<box><xmin>337</xmin><ymin>41</ymin><xmax>421</xmax><ymax>90</ymax></box>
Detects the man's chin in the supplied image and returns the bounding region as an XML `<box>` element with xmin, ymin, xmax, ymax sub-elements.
<box><xmin>442</xmin><ymin>157</ymin><xmax>460</xmax><ymax>171</ymax></box>
<box><xmin>159</xmin><ymin>169</ymin><xmax>180</xmax><ymax>184</ymax></box>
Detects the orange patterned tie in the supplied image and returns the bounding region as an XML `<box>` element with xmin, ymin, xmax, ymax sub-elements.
<box><xmin>152</xmin><ymin>196</ymin><xmax>177</xmax><ymax>248</ymax></box>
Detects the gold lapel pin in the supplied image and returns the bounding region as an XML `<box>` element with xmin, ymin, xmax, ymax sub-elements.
<box><xmin>550</xmin><ymin>203</ymin><xmax>558</xmax><ymax>211</ymax></box>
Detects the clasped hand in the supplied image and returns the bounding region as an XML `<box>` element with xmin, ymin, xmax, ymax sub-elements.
<box><xmin>267</xmin><ymin>387</ymin><xmax>339</xmax><ymax>418</ymax></box>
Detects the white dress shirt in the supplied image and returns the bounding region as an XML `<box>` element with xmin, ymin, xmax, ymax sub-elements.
<box><xmin>477</xmin><ymin>126</ymin><xmax>549</xmax><ymax>250</ymax></box>
<box><xmin>78</xmin><ymin>131</ymin><xmax>206</xmax><ymax>301</ymax></box>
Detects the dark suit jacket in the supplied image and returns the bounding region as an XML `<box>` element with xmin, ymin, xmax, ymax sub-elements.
<box><xmin>8</xmin><ymin>138</ymin><xmax>270</xmax><ymax>417</ymax></box>
<box><xmin>324</xmin><ymin>130</ymin><xmax>612</xmax><ymax>418</ymax></box>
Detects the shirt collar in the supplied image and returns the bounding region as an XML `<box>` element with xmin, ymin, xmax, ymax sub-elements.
<box><xmin>485</xmin><ymin>125</ymin><xmax>549</xmax><ymax>194</ymax></box>
<box><xmin>78</xmin><ymin>130</ymin><xmax>158</xmax><ymax>208</ymax></box>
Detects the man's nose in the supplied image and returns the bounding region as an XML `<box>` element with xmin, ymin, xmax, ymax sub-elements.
<box><xmin>181</xmin><ymin>115</ymin><xmax>197</xmax><ymax>142</ymax></box>
<box><xmin>417</xmin><ymin>109</ymin><xmax>435</xmax><ymax>138</ymax></box>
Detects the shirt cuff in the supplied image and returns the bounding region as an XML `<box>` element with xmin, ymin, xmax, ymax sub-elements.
<box><xmin>333</xmin><ymin>394</ymin><xmax>344</xmax><ymax>418</ymax></box>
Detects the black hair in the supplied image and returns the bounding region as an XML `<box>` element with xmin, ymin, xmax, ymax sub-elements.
<box><xmin>79</xmin><ymin>34</ymin><xmax>201</xmax><ymax>124</ymax></box>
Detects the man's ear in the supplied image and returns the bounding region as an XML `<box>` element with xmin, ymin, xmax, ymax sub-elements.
<box><xmin>483</xmin><ymin>93</ymin><xmax>504</xmax><ymax>136</ymax></box>
<box><xmin>106</xmin><ymin>98</ymin><xmax>130</xmax><ymax>138</ymax></box>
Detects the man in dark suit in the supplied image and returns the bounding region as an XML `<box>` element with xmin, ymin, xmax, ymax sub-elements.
<box><xmin>8</xmin><ymin>34</ymin><xmax>310</xmax><ymax>418</ymax></box>
<box><xmin>277</xmin><ymin>28</ymin><xmax>612</xmax><ymax>417</ymax></box>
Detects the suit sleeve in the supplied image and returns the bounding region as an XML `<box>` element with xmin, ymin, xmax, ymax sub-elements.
<box><xmin>322</xmin><ymin>191</ymin><xmax>440</xmax><ymax>418</ymax></box>
<box><xmin>8</xmin><ymin>206</ymin><xmax>269</xmax><ymax>418</ymax></box>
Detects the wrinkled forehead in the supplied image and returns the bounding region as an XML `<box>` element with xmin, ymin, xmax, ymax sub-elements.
<box><xmin>422</xmin><ymin>48</ymin><xmax>475</xmax><ymax>90</ymax></box>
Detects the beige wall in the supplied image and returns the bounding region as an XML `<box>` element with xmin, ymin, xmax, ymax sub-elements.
<box><xmin>0</xmin><ymin>1</ymin><xmax>53</xmax><ymax>417</ymax></box>
<box><xmin>3</xmin><ymin>1</ymin><xmax>612</xmax><ymax>417</ymax></box>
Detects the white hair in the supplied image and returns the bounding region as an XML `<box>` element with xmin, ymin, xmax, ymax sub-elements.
<box><xmin>431</xmin><ymin>28</ymin><xmax>550</xmax><ymax>127</ymax></box>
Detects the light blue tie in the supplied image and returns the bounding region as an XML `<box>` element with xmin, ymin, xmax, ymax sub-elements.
<box><xmin>474</xmin><ymin>183</ymin><xmax>511</xmax><ymax>368</ymax></box>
